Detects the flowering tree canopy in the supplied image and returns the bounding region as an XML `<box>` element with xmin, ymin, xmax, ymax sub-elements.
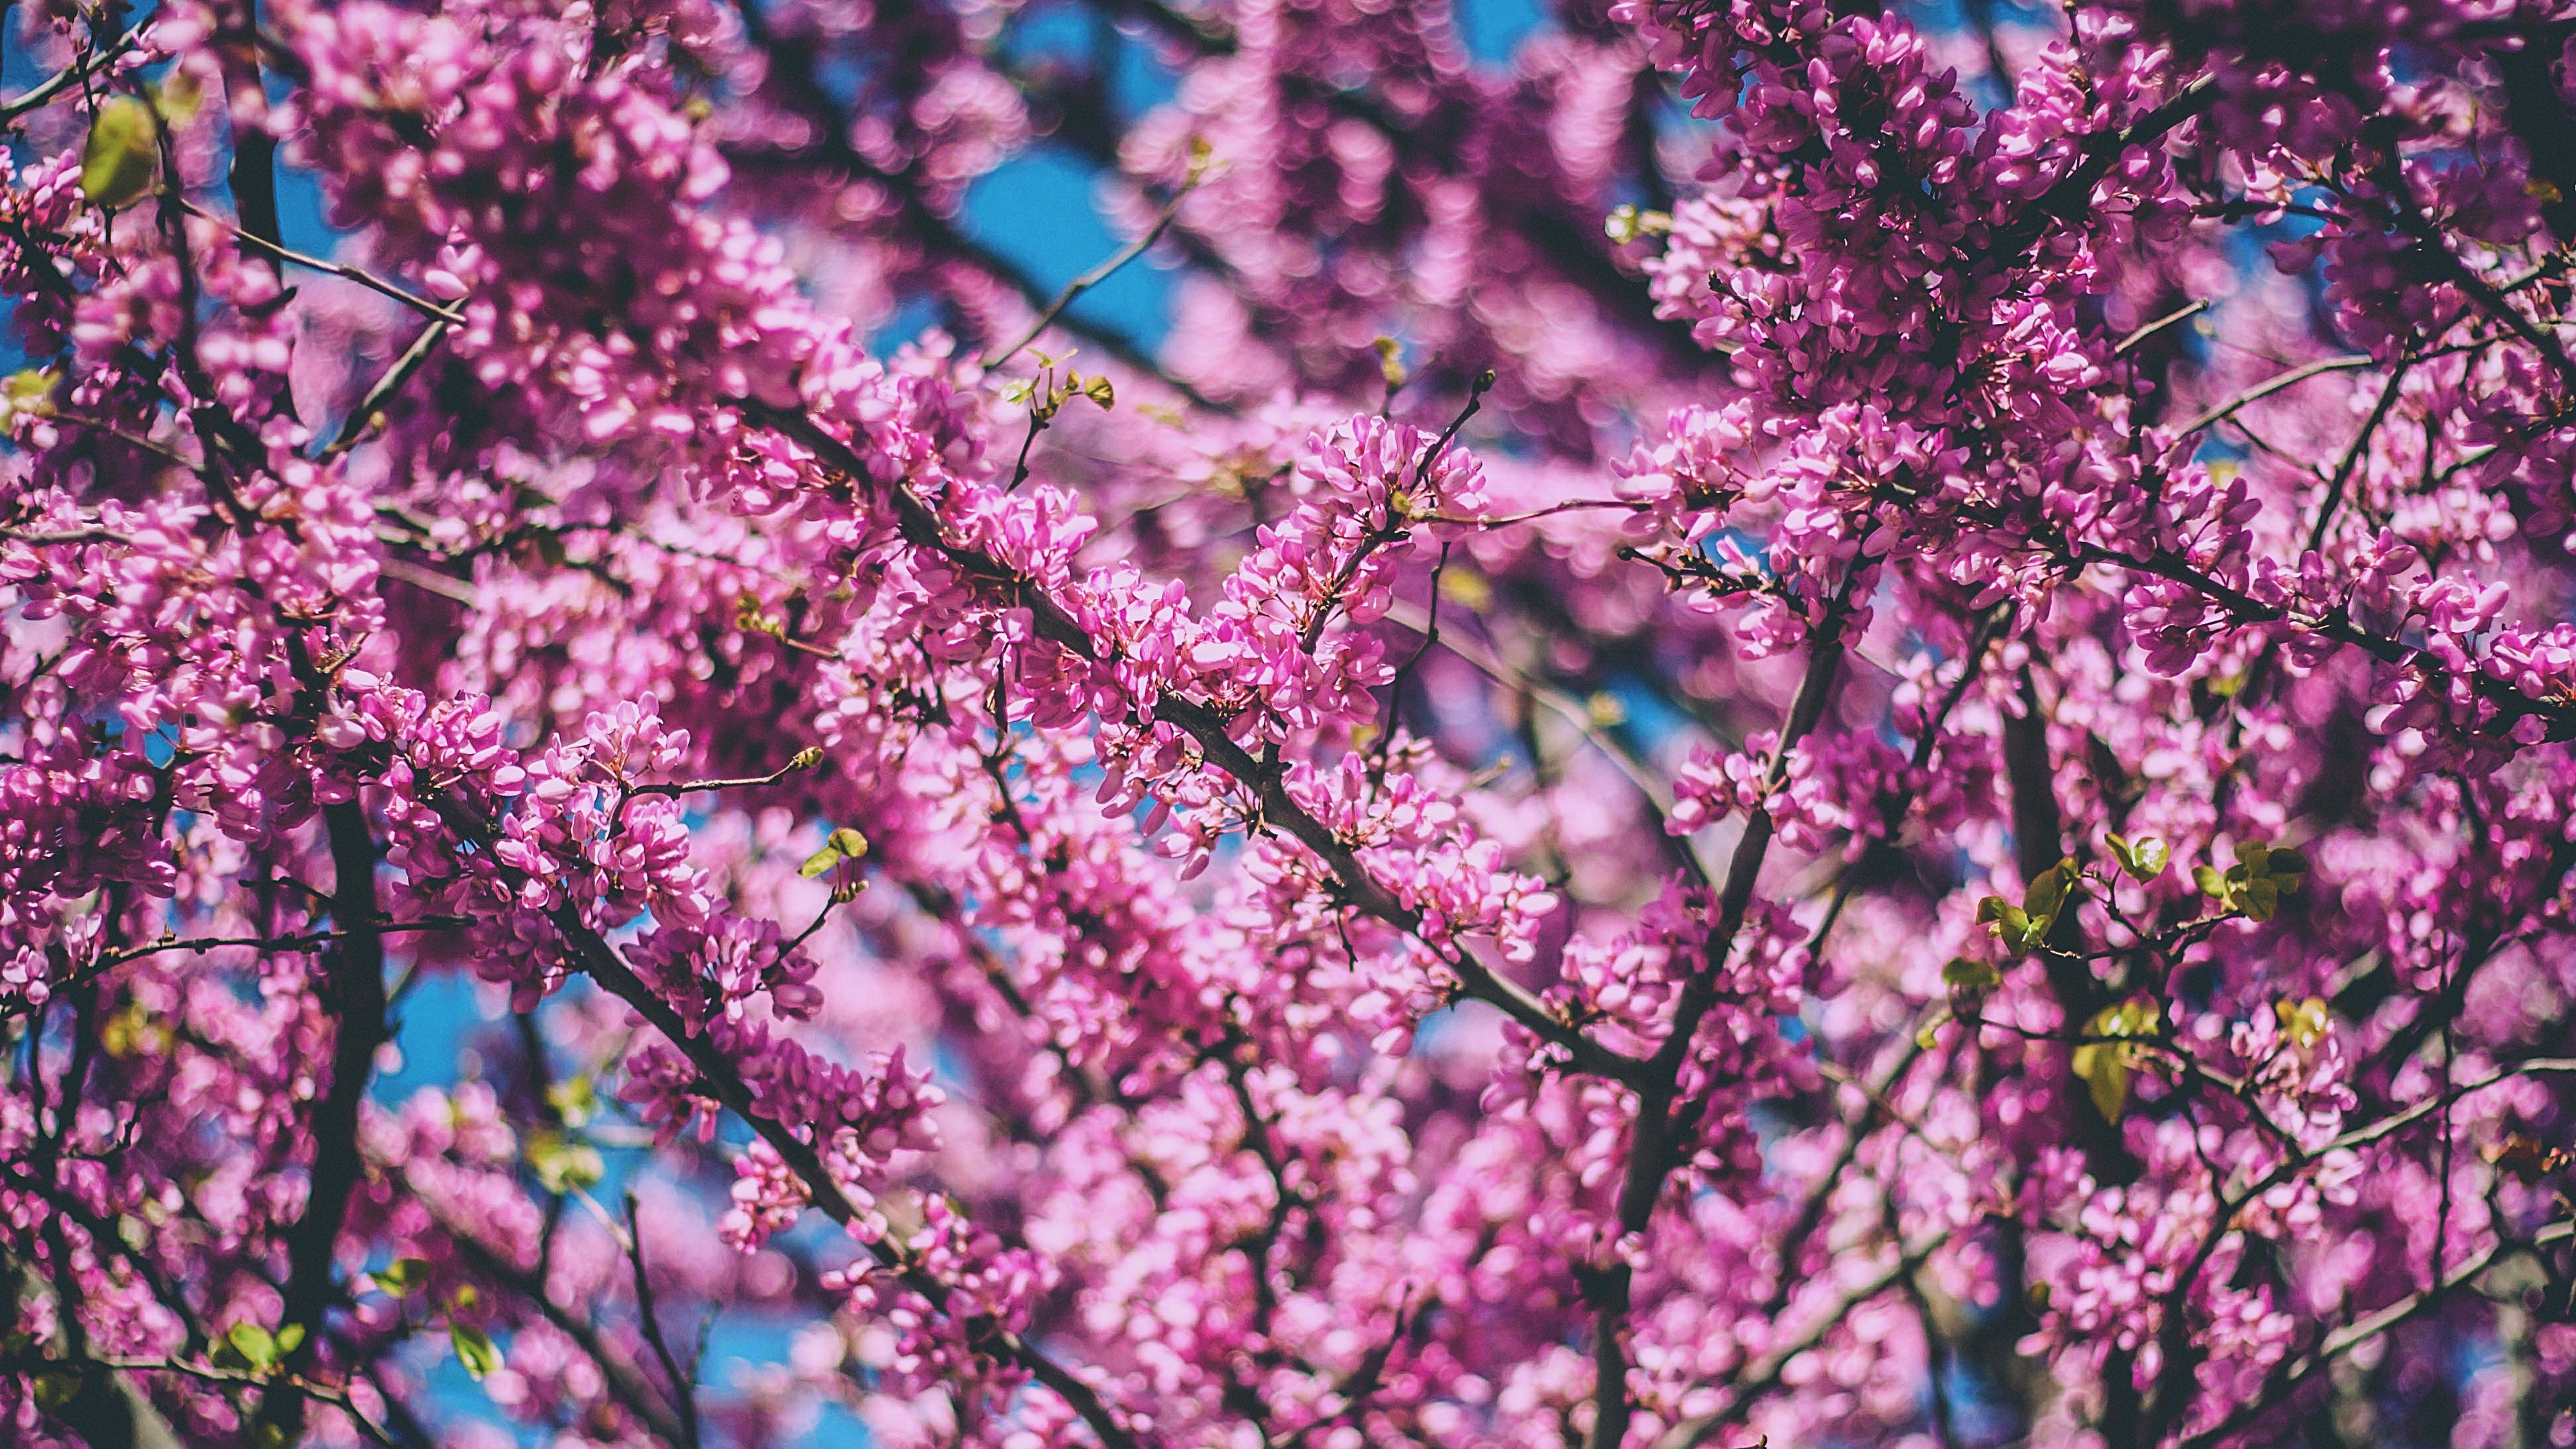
<box><xmin>9</xmin><ymin>0</ymin><xmax>2576</xmax><ymax>1444</ymax></box>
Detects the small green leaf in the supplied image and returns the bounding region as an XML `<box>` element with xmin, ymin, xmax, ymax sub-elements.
<box><xmin>527</xmin><ymin>1130</ymin><xmax>604</xmax><ymax>1194</ymax></box>
<box><xmin>375</xmin><ymin>1257</ymin><xmax>430</xmax><ymax>1298</ymax></box>
<box><xmin>1373</xmin><ymin>335</ymin><xmax>1408</xmax><ymax>390</ymax></box>
<box><xmin>1603</xmin><ymin>204</ymin><xmax>1671</xmax><ymax>244</ymax></box>
<box><xmin>274</xmin><ymin>1324</ymin><xmax>306</xmax><ymax>1358</ymax></box>
<box><xmin>1994</xmin><ymin>904</ymin><xmax>2033</xmax><ymax>952</ymax></box>
<box><xmin>2072</xmin><ymin>998</ymin><xmax>2163</xmax><ymax>1121</ymax></box>
<box><xmin>2192</xmin><ymin>864</ymin><xmax>2227</xmax><ymax>897</ymax></box>
<box><xmin>0</xmin><ymin>366</ymin><xmax>56</xmax><ymax>428</ymax></box>
<box><xmin>545</xmin><ymin>1075</ymin><xmax>598</xmax><ymax>1128</ymax></box>
<box><xmin>2243</xmin><ymin>877</ymin><xmax>2280</xmax><ymax>922</ymax></box>
<box><xmin>2275</xmin><ymin>996</ymin><xmax>2330</xmax><ymax>1047</ymax></box>
<box><xmin>450</xmin><ymin>1323</ymin><xmax>502</xmax><ymax>1381</ymax></box>
<box><xmin>802</xmin><ymin>826</ymin><xmax>871</xmax><ymax>877</ymax></box>
<box><xmin>2108</xmin><ymin>834</ymin><xmax>2167</xmax><ymax>881</ymax></box>
<box><xmin>2027</xmin><ymin>868</ymin><xmax>2070</xmax><ymax>924</ymax></box>
<box><xmin>2071</xmin><ymin>1039</ymin><xmax>2129</xmax><ymax>1122</ymax></box>
<box><xmin>216</xmin><ymin>1322</ymin><xmax>279</xmax><ymax>1373</ymax></box>
<box><xmin>33</xmin><ymin>1367</ymin><xmax>83</xmax><ymax>1412</ymax></box>
<box><xmin>80</xmin><ymin>96</ymin><xmax>159</xmax><ymax>209</ymax></box>
<box><xmin>1943</xmin><ymin>958</ymin><xmax>2002</xmax><ymax>991</ymax></box>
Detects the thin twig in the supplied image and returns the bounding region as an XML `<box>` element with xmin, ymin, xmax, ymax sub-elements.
<box><xmin>983</xmin><ymin>151</ymin><xmax>1213</xmax><ymax>371</ymax></box>
<box><xmin>2116</xmin><ymin>299</ymin><xmax>2209</xmax><ymax>356</ymax></box>
<box><xmin>2173</xmin><ymin>354</ymin><xmax>2377</xmax><ymax>436</ymax></box>
<box><xmin>0</xmin><ymin>23</ymin><xmax>141</xmax><ymax>123</ymax></box>
<box><xmin>181</xmin><ymin>201</ymin><xmax>464</xmax><ymax>325</ymax></box>
<box><xmin>624</xmin><ymin>1194</ymin><xmax>703</xmax><ymax>1449</ymax></box>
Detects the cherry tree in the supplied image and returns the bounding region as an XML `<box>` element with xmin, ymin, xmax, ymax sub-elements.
<box><xmin>5</xmin><ymin>0</ymin><xmax>2576</xmax><ymax>1445</ymax></box>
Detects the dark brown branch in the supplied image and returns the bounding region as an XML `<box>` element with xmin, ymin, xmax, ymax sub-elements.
<box><xmin>252</xmin><ymin>798</ymin><xmax>390</xmax><ymax>1444</ymax></box>
<box><xmin>1587</xmin><ymin>547</ymin><xmax>1875</xmax><ymax>1449</ymax></box>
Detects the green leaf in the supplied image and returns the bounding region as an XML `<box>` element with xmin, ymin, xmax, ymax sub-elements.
<box><xmin>2026</xmin><ymin>867</ymin><xmax>2070</xmax><ymax>924</ymax></box>
<box><xmin>0</xmin><ymin>366</ymin><xmax>56</xmax><ymax>428</ymax></box>
<box><xmin>2192</xmin><ymin>864</ymin><xmax>2226</xmax><ymax>897</ymax></box>
<box><xmin>1942</xmin><ymin>958</ymin><xmax>2002</xmax><ymax>991</ymax></box>
<box><xmin>375</xmin><ymin>1257</ymin><xmax>429</xmax><ymax>1298</ymax></box>
<box><xmin>275</xmin><ymin>1324</ymin><xmax>306</xmax><ymax>1358</ymax></box>
<box><xmin>2243</xmin><ymin>877</ymin><xmax>2279</xmax><ymax>922</ymax></box>
<box><xmin>32</xmin><ymin>1367</ymin><xmax>83</xmax><ymax>1412</ymax></box>
<box><xmin>1373</xmin><ymin>335</ymin><xmax>1408</xmax><ymax>389</ymax></box>
<box><xmin>450</xmin><ymin>1323</ymin><xmax>502</xmax><ymax>1381</ymax></box>
<box><xmin>215</xmin><ymin>1322</ymin><xmax>278</xmax><ymax>1373</ymax></box>
<box><xmin>527</xmin><ymin>1130</ymin><xmax>604</xmax><ymax>1194</ymax></box>
<box><xmin>2275</xmin><ymin>996</ymin><xmax>2330</xmax><ymax>1047</ymax></box>
<box><xmin>2071</xmin><ymin>1039</ymin><xmax>2129</xmax><ymax>1122</ymax></box>
<box><xmin>1994</xmin><ymin>904</ymin><xmax>2033</xmax><ymax>952</ymax></box>
<box><xmin>2108</xmin><ymin>834</ymin><xmax>2167</xmax><ymax>881</ymax></box>
<box><xmin>2072</xmin><ymin>998</ymin><xmax>2163</xmax><ymax>1121</ymax></box>
<box><xmin>802</xmin><ymin>826</ymin><xmax>871</xmax><ymax>877</ymax></box>
<box><xmin>80</xmin><ymin>96</ymin><xmax>158</xmax><ymax>209</ymax></box>
<box><xmin>546</xmin><ymin>1074</ymin><xmax>598</xmax><ymax>1128</ymax></box>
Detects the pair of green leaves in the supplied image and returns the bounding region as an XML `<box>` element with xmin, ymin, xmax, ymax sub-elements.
<box><xmin>2104</xmin><ymin>833</ymin><xmax>2169</xmax><ymax>881</ymax></box>
<box><xmin>527</xmin><ymin>1128</ymin><xmax>605</xmax><ymax>1194</ymax></box>
<box><xmin>438</xmin><ymin>1284</ymin><xmax>502</xmax><ymax>1381</ymax></box>
<box><xmin>2072</xmin><ymin>997</ymin><xmax>2163</xmax><ymax>1121</ymax></box>
<box><xmin>374</xmin><ymin>1258</ymin><xmax>431</xmax><ymax>1297</ymax></box>
<box><xmin>2275</xmin><ymin>995</ymin><xmax>2330</xmax><ymax>1048</ymax></box>
<box><xmin>1978</xmin><ymin>857</ymin><xmax>2082</xmax><ymax>955</ymax></box>
<box><xmin>211</xmin><ymin>1320</ymin><xmax>307</xmax><ymax>1375</ymax></box>
<box><xmin>1603</xmin><ymin>203</ymin><xmax>1675</xmax><ymax>244</ymax></box>
<box><xmin>999</xmin><ymin>356</ymin><xmax>1116</xmax><ymax>416</ymax></box>
<box><xmin>800</xmin><ymin>825</ymin><xmax>870</xmax><ymax>879</ymax></box>
<box><xmin>451</xmin><ymin>1322</ymin><xmax>504</xmax><ymax>1381</ymax></box>
<box><xmin>2193</xmin><ymin>842</ymin><xmax>2308</xmax><ymax>922</ymax></box>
